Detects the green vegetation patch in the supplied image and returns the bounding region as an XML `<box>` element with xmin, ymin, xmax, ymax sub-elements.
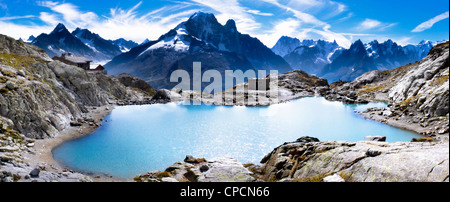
<box><xmin>0</xmin><ymin>76</ymin><xmax>9</xmax><ymax>83</ymax></box>
<box><xmin>0</xmin><ymin>52</ymin><xmax>47</xmax><ymax>71</ymax></box>
<box><xmin>429</xmin><ymin>74</ymin><xmax>449</xmax><ymax>86</ymax></box>
<box><xmin>0</xmin><ymin>69</ymin><xmax>17</xmax><ymax>77</ymax></box>
<box><xmin>358</xmin><ymin>84</ymin><xmax>386</xmax><ymax>95</ymax></box>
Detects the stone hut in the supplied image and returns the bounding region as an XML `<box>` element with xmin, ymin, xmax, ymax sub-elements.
<box><xmin>52</xmin><ymin>53</ymin><xmax>92</xmax><ymax>70</ymax></box>
<box><xmin>87</xmin><ymin>65</ymin><xmax>107</xmax><ymax>74</ymax></box>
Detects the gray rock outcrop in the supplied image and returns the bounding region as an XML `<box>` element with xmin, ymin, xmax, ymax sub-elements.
<box><xmin>134</xmin><ymin>156</ymin><xmax>255</xmax><ymax>182</ymax></box>
<box><xmin>259</xmin><ymin>137</ymin><xmax>449</xmax><ymax>182</ymax></box>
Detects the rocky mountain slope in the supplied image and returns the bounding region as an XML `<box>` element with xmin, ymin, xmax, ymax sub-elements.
<box><xmin>71</xmin><ymin>28</ymin><xmax>123</xmax><ymax>61</ymax></box>
<box><xmin>105</xmin><ymin>12</ymin><xmax>292</xmax><ymax>90</ymax></box>
<box><xmin>324</xmin><ymin>41</ymin><xmax>449</xmax><ymax>138</ymax></box>
<box><xmin>1</xmin><ymin>34</ymin><xmax>155</xmax><ymax>181</ymax></box>
<box><xmin>1</xmin><ymin>34</ymin><xmax>153</xmax><ymax>139</ymax></box>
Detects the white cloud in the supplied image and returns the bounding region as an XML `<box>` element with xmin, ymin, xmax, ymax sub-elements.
<box><xmin>92</xmin><ymin>3</ymin><xmax>195</xmax><ymax>43</ymax></box>
<box><xmin>359</xmin><ymin>19</ymin><xmax>381</xmax><ymax>30</ymax></box>
<box><xmin>253</xmin><ymin>18</ymin><xmax>302</xmax><ymax>48</ymax></box>
<box><xmin>334</xmin><ymin>12</ymin><xmax>353</xmax><ymax>23</ymax></box>
<box><xmin>0</xmin><ymin>21</ymin><xmax>54</xmax><ymax>40</ymax></box>
<box><xmin>412</xmin><ymin>11</ymin><xmax>449</xmax><ymax>32</ymax></box>
<box><xmin>39</xmin><ymin>1</ymin><xmax>99</xmax><ymax>28</ymax></box>
<box><xmin>282</xmin><ymin>0</ymin><xmax>347</xmax><ymax>19</ymax></box>
<box><xmin>0</xmin><ymin>15</ymin><xmax>35</xmax><ymax>21</ymax></box>
<box><xmin>263</xmin><ymin>0</ymin><xmax>325</xmax><ymax>25</ymax></box>
<box><xmin>39</xmin><ymin>12</ymin><xmax>59</xmax><ymax>26</ymax></box>
<box><xmin>358</xmin><ymin>18</ymin><xmax>397</xmax><ymax>31</ymax></box>
<box><xmin>246</xmin><ymin>9</ymin><xmax>273</xmax><ymax>16</ymax></box>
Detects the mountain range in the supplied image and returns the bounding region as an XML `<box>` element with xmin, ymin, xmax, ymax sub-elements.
<box><xmin>27</xmin><ymin>12</ymin><xmax>438</xmax><ymax>88</ymax></box>
<box><xmin>272</xmin><ymin>36</ymin><xmax>436</xmax><ymax>82</ymax></box>
<box><xmin>30</xmin><ymin>24</ymin><xmax>139</xmax><ymax>64</ymax></box>
<box><xmin>104</xmin><ymin>12</ymin><xmax>292</xmax><ymax>90</ymax></box>
<box><xmin>272</xmin><ymin>37</ymin><xmax>343</xmax><ymax>75</ymax></box>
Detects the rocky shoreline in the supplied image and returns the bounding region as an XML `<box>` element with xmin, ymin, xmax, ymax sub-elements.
<box><xmin>1</xmin><ymin>105</ymin><xmax>116</xmax><ymax>182</ymax></box>
<box><xmin>136</xmin><ymin>136</ymin><xmax>448</xmax><ymax>182</ymax></box>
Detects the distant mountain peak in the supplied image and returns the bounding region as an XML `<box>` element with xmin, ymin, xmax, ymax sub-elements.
<box><xmin>419</xmin><ymin>40</ymin><xmax>433</xmax><ymax>46</ymax></box>
<box><xmin>140</xmin><ymin>38</ymin><xmax>150</xmax><ymax>45</ymax></box>
<box><xmin>350</xmin><ymin>39</ymin><xmax>366</xmax><ymax>51</ymax></box>
<box><xmin>224</xmin><ymin>19</ymin><xmax>237</xmax><ymax>32</ymax></box>
<box><xmin>27</xmin><ymin>35</ymin><xmax>36</xmax><ymax>42</ymax></box>
<box><xmin>72</xmin><ymin>27</ymin><xmax>102</xmax><ymax>41</ymax></box>
<box><xmin>190</xmin><ymin>12</ymin><xmax>216</xmax><ymax>21</ymax></box>
<box><xmin>271</xmin><ymin>36</ymin><xmax>302</xmax><ymax>57</ymax></box>
<box><xmin>51</xmin><ymin>23</ymin><xmax>69</xmax><ymax>35</ymax></box>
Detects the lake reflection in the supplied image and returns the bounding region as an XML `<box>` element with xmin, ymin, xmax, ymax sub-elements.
<box><xmin>53</xmin><ymin>97</ymin><xmax>422</xmax><ymax>178</ymax></box>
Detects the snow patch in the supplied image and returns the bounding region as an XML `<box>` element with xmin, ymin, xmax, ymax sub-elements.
<box><xmin>138</xmin><ymin>28</ymin><xmax>190</xmax><ymax>56</ymax></box>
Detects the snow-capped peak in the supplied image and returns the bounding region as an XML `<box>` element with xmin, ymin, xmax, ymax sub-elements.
<box><xmin>138</xmin><ymin>26</ymin><xmax>191</xmax><ymax>56</ymax></box>
<box><xmin>271</xmin><ymin>36</ymin><xmax>302</xmax><ymax>57</ymax></box>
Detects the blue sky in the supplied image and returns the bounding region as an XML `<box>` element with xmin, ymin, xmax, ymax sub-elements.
<box><xmin>0</xmin><ymin>0</ymin><xmax>448</xmax><ymax>48</ymax></box>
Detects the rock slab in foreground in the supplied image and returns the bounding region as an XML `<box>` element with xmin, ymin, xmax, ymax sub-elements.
<box><xmin>260</xmin><ymin>139</ymin><xmax>449</xmax><ymax>182</ymax></box>
<box><xmin>134</xmin><ymin>156</ymin><xmax>255</xmax><ymax>182</ymax></box>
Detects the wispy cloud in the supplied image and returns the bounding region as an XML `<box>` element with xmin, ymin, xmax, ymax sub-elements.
<box><xmin>358</xmin><ymin>18</ymin><xmax>397</xmax><ymax>31</ymax></box>
<box><xmin>245</xmin><ymin>9</ymin><xmax>273</xmax><ymax>16</ymax></box>
<box><xmin>359</xmin><ymin>19</ymin><xmax>381</xmax><ymax>30</ymax></box>
<box><xmin>0</xmin><ymin>21</ymin><xmax>54</xmax><ymax>40</ymax></box>
<box><xmin>0</xmin><ymin>15</ymin><xmax>35</xmax><ymax>21</ymax></box>
<box><xmin>412</xmin><ymin>11</ymin><xmax>449</xmax><ymax>32</ymax></box>
<box><xmin>334</xmin><ymin>12</ymin><xmax>353</xmax><ymax>23</ymax></box>
<box><xmin>260</xmin><ymin>0</ymin><xmax>353</xmax><ymax>48</ymax></box>
<box><xmin>0</xmin><ymin>0</ymin><xmax>7</xmax><ymax>10</ymax></box>
<box><xmin>254</xmin><ymin>18</ymin><xmax>302</xmax><ymax>47</ymax></box>
<box><xmin>94</xmin><ymin>2</ymin><xmax>195</xmax><ymax>42</ymax></box>
<box><xmin>263</xmin><ymin>0</ymin><xmax>326</xmax><ymax>26</ymax></box>
<box><xmin>38</xmin><ymin>1</ymin><xmax>99</xmax><ymax>28</ymax></box>
<box><xmin>39</xmin><ymin>12</ymin><xmax>59</xmax><ymax>26</ymax></box>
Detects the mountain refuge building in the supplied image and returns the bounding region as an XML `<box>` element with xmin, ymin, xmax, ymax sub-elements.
<box><xmin>52</xmin><ymin>53</ymin><xmax>92</xmax><ymax>70</ymax></box>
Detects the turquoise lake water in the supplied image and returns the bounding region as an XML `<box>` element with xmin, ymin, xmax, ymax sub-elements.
<box><xmin>53</xmin><ymin>97</ymin><xmax>423</xmax><ymax>178</ymax></box>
